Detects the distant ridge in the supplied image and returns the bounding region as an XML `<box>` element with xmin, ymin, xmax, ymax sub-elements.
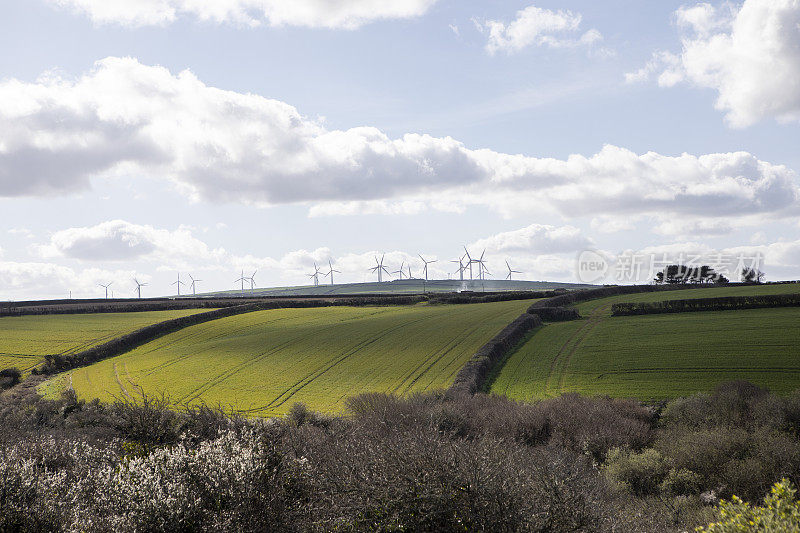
<box><xmin>196</xmin><ymin>279</ymin><xmax>594</xmax><ymax>298</ymax></box>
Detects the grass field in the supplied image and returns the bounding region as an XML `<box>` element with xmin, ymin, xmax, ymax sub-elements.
<box><xmin>0</xmin><ymin>309</ymin><xmax>213</xmax><ymax>374</ymax></box>
<box><xmin>42</xmin><ymin>299</ymin><xmax>534</xmax><ymax>415</ymax></box>
<box><xmin>491</xmin><ymin>284</ymin><xmax>800</xmax><ymax>401</ymax></box>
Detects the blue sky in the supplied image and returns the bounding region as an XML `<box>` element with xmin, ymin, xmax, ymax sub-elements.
<box><xmin>1</xmin><ymin>0</ymin><xmax>799</xmax><ymax>299</ymax></box>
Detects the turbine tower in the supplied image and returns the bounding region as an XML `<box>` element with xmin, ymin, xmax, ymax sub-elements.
<box><xmin>463</xmin><ymin>246</ymin><xmax>477</xmax><ymax>280</ymax></box>
<box><xmin>325</xmin><ymin>259</ymin><xmax>341</xmax><ymax>286</ymax></box>
<box><xmin>308</xmin><ymin>263</ymin><xmax>322</xmax><ymax>286</ymax></box>
<box><xmin>450</xmin><ymin>255</ymin><xmax>466</xmax><ymax>281</ymax></box>
<box><xmin>247</xmin><ymin>270</ymin><xmax>257</xmax><ymax>291</ymax></box>
<box><xmin>505</xmin><ymin>260</ymin><xmax>522</xmax><ymax>280</ymax></box>
<box><xmin>133</xmin><ymin>278</ymin><xmax>147</xmax><ymax>299</ymax></box>
<box><xmin>188</xmin><ymin>274</ymin><xmax>202</xmax><ymax>296</ymax></box>
<box><xmin>475</xmin><ymin>249</ymin><xmax>489</xmax><ymax>280</ymax></box>
<box><xmin>369</xmin><ymin>255</ymin><xmax>390</xmax><ymax>282</ymax></box>
<box><xmin>235</xmin><ymin>269</ymin><xmax>248</xmax><ymax>294</ymax></box>
<box><xmin>392</xmin><ymin>261</ymin><xmax>406</xmax><ymax>280</ymax></box>
<box><xmin>418</xmin><ymin>254</ymin><xmax>437</xmax><ymax>281</ymax></box>
<box><xmin>99</xmin><ymin>282</ymin><xmax>113</xmax><ymax>299</ymax></box>
<box><xmin>171</xmin><ymin>273</ymin><xmax>186</xmax><ymax>296</ymax></box>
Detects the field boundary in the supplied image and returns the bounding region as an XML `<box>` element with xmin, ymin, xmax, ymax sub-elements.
<box><xmin>611</xmin><ymin>293</ymin><xmax>800</xmax><ymax>316</ymax></box>
<box><xmin>28</xmin><ymin>291</ymin><xmax>559</xmax><ymax>381</ymax></box>
<box><xmin>449</xmin><ymin>283</ymin><xmax>724</xmax><ymax>396</ymax></box>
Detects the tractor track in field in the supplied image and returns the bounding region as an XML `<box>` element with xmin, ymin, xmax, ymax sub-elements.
<box><xmin>594</xmin><ymin>366</ymin><xmax>800</xmax><ymax>378</ymax></box>
<box><xmin>244</xmin><ymin>314</ymin><xmax>433</xmax><ymax>414</ymax></box>
<box><xmin>544</xmin><ymin>304</ymin><xmax>611</xmax><ymax>396</ymax></box>
<box><xmin>140</xmin><ymin>314</ymin><xmax>298</xmax><ymax>376</ymax></box>
<box><xmin>394</xmin><ymin>306</ymin><xmax>500</xmax><ymax>395</ymax></box>
<box><xmin>113</xmin><ymin>362</ymin><xmax>132</xmax><ymax>401</ymax></box>
<box><xmin>178</xmin><ymin>311</ymin><xmax>386</xmax><ymax>405</ymax></box>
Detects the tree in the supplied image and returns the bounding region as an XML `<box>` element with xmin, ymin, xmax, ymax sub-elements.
<box><xmin>741</xmin><ymin>267</ymin><xmax>765</xmax><ymax>283</ymax></box>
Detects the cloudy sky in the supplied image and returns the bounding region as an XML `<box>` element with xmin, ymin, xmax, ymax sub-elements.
<box><xmin>1</xmin><ymin>0</ymin><xmax>799</xmax><ymax>299</ymax></box>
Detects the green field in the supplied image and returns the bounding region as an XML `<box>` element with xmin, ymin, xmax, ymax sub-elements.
<box><xmin>42</xmin><ymin>300</ymin><xmax>534</xmax><ymax>415</ymax></box>
<box><xmin>491</xmin><ymin>284</ymin><xmax>800</xmax><ymax>401</ymax></box>
<box><xmin>0</xmin><ymin>309</ymin><xmax>212</xmax><ymax>374</ymax></box>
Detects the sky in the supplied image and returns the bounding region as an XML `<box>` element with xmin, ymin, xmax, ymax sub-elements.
<box><xmin>1</xmin><ymin>0</ymin><xmax>799</xmax><ymax>299</ymax></box>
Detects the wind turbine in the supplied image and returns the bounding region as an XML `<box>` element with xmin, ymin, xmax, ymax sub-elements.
<box><xmin>172</xmin><ymin>273</ymin><xmax>186</xmax><ymax>296</ymax></box>
<box><xmin>475</xmin><ymin>249</ymin><xmax>489</xmax><ymax>280</ymax></box>
<box><xmin>369</xmin><ymin>255</ymin><xmax>391</xmax><ymax>282</ymax></box>
<box><xmin>247</xmin><ymin>270</ymin><xmax>257</xmax><ymax>290</ymax></box>
<box><xmin>505</xmin><ymin>260</ymin><xmax>522</xmax><ymax>281</ymax></box>
<box><xmin>188</xmin><ymin>274</ymin><xmax>202</xmax><ymax>296</ymax></box>
<box><xmin>235</xmin><ymin>269</ymin><xmax>248</xmax><ymax>294</ymax></box>
<box><xmin>133</xmin><ymin>278</ymin><xmax>147</xmax><ymax>299</ymax></box>
<box><xmin>308</xmin><ymin>263</ymin><xmax>322</xmax><ymax>286</ymax></box>
<box><xmin>325</xmin><ymin>259</ymin><xmax>341</xmax><ymax>286</ymax></box>
<box><xmin>392</xmin><ymin>261</ymin><xmax>406</xmax><ymax>280</ymax></box>
<box><xmin>450</xmin><ymin>255</ymin><xmax>466</xmax><ymax>281</ymax></box>
<box><xmin>463</xmin><ymin>246</ymin><xmax>477</xmax><ymax>280</ymax></box>
<box><xmin>99</xmin><ymin>282</ymin><xmax>113</xmax><ymax>299</ymax></box>
<box><xmin>418</xmin><ymin>254</ymin><xmax>437</xmax><ymax>281</ymax></box>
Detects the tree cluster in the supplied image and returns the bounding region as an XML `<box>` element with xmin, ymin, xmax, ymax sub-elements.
<box><xmin>653</xmin><ymin>265</ymin><xmax>730</xmax><ymax>285</ymax></box>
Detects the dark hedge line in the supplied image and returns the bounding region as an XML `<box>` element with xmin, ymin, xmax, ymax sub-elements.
<box><xmin>611</xmin><ymin>293</ymin><xmax>800</xmax><ymax>316</ymax></box>
<box><xmin>2</xmin><ymin>291</ymin><xmax>561</xmax><ymax>317</ymax></box>
<box><xmin>449</xmin><ymin>313</ymin><xmax>542</xmax><ymax>395</ymax></box>
<box><xmin>527</xmin><ymin>306</ymin><xmax>581</xmax><ymax>321</ymax></box>
<box><xmin>0</xmin><ymin>295</ymin><xmax>431</xmax><ymax>317</ymax></box>
<box><xmin>527</xmin><ymin>283</ymin><xmax>740</xmax><ymax>310</ymax></box>
<box><xmin>428</xmin><ymin>289</ymin><xmax>566</xmax><ymax>305</ymax></box>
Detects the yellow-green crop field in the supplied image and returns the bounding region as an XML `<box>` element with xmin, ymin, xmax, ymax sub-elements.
<box><xmin>491</xmin><ymin>284</ymin><xmax>800</xmax><ymax>401</ymax></box>
<box><xmin>0</xmin><ymin>309</ymin><xmax>213</xmax><ymax>374</ymax></box>
<box><xmin>42</xmin><ymin>300</ymin><xmax>534</xmax><ymax>415</ymax></box>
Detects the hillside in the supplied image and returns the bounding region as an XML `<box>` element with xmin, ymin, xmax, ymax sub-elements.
<box><xmin>0</xmin><ymin>309</ymin><xmax>213</xmax><ymax>375</ymax></box>
<box><xmin>490</xmin><ymin>284</ymin><xmax>800</xmax><ymax>400</ymax></box>
<box><xmin>41</xmin><ymin>299</ymin><xmax>535</xmax><ymax>415</ymax></box>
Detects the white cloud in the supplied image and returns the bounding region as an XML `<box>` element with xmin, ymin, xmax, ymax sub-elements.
<box><xmin>477</xmin><ymin>4</ymin><xmax>603</xmax><ymax>55</ymax></box>
<box><xmin>46</xmin><ymin>0</ymin><xmax>439</xmax><ymax>29</ymax></box>
<box><xmin>0</xmin><ymin>261</ymin><xmax>146</xmax><ymax>300</ymax></box>
<box><xmin>469</xmin><ymin>223</ymin><xmax>591</xmax><ymax>255</ymax></box>
<box><xmin>653</xmin><ymin>217</ymin><xmax>734</xmax><ymax>238</ymax></box>
<box><xmin>34</xmin><ymin>220</ymin><xmax>228</xmax><ymax>270</ymax></box>
<box><xmin>626</xmin><ymin>0</ymin><xmax>800</xmax><ymax>127</ymax></box>
<box><xmin>590</xmin><ymin>216</ymin><xmax>638</xmax><ymax>234</ymax></box>
<box><xmin>1</xmin><ymin>58</ymin><xmax>798</xmax><ymax>224</ymax></box>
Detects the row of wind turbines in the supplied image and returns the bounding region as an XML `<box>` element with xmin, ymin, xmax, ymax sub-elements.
<box><xmin>307</xmin><ymin>247</ymin><xmax>522</xmax><ymax>287</ymax></box>
<box><xmin>97</xmin><ymin>273</ymin><xmax>203</xmax><ymax>299</ymax></box>
<box><xmin>96</xmin><ymin>247</ymin><xmax>523</xmax><ymax>299</ymax></box>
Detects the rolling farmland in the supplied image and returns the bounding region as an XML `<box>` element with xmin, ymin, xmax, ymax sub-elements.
<box><xmin>42</xmin><ymin>299</ymin><xmax>534</xmax><ymax>415</ymax></box>
<box><xmin>491</xmin><ymin>284</ymin><xmax>800</xmax><ymax>401</ymax></box>
<box><xmin>0</xmin><ymin>309</ymin><xmax>212</xmax><ymax>374</ymax></box>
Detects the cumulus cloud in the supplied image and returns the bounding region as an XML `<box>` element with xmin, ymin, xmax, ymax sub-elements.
<box><xmin>1</xmin><ymin>58</ymin><xmax>798</xmax><ymax>223</ymax></box>
<box><xmin>477</xmin><ymin>4</ymin><xmax>604</xmax><ymax>55</ymax></box>
<box><xmin>653</xmin><ymin>217</ymin><xmax>734</xmax><ymax>238</ymax></box>
<box><xmin>35</xmin><ymin>220</ymin><xmax>227</xmax><ymax>268</ymax></box>
<box><xmin>469</xmin><ymin>224</ymin><xmax>591</xmax><ymax>255</ymax></box>
<box><xmin>46</xmin><ymin>0</ymin><xmax>439</xmax><ymax>29</ymax></box>
<box><xmin>626</xmin><ymin>0</ymin><xmax>800</xmax><ymax>127</ymax></box>
<box><xmin>0</xmin><ymin>261</ymin><xmax>146</xmax><ymax>300</ymax></box>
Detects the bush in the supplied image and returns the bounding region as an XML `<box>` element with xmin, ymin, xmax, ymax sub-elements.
<box><xmin>605</xmin><ymin>448</ymin><xmax>668</xmax><ymax>496</ymax></box>
<box><xmin>0</xmin><ymin>367</ymin><xmax>22</xmax><ymax>389</ymax></box>
<box><xmin>697</xmin><ymin>479</ymin><xmax>800</xmax><ymax>532</ymax></box>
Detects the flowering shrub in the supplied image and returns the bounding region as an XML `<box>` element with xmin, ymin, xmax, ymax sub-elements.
<box><xmin>697</xmin><ymin>479</ymin><xmax>800</xmax><ymax>532</ymax></box>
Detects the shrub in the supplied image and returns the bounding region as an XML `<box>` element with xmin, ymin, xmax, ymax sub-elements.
<box><xmin>697</xmin><ymin>479</ymin><xmax>800</xmax><ymax>532</ymax></box>
<box><xmin>605</xmin><ymin>448</ymin><xmax>668</xmax><ymax>496</ymax></box>
<box><xmin>0</xmin><ymin>367</ymin><xmax>22</xmax><ymax>389</ymax></box>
